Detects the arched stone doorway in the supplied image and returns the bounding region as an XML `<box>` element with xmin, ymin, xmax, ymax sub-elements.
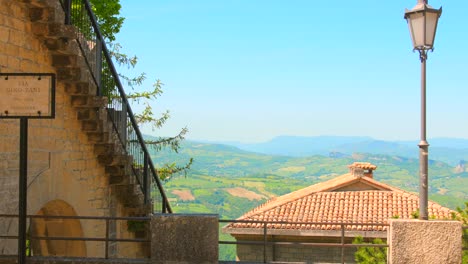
<box><xmin>30</xmin><ymin>200</ymin><xmax>86</xmax><ymax>257</ymax></box>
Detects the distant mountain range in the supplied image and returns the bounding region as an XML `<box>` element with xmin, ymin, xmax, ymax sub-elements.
<box><xmin>213</xmin><ymin>136</ymin><xmax>468</xmax><ymax>166</ymax></box>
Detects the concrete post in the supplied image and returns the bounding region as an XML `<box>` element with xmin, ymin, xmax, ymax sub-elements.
<box><xmin>388</xmin><ymin>219</ymin><xmax>462</xmax><ymax>264</ymax></box>
<box><xmin>151</xmin><ymin>214</ymin><xmax>219</xmax><ymax>264</ymax></box>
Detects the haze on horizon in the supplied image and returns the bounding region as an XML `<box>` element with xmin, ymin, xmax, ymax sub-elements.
<box><xmin>116</xmin><ymin>0</ymin><xmax>468</xmax><ymax>144</ymax></box>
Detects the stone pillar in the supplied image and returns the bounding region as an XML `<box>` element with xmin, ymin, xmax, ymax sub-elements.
<box><xmin>151</xmin><ymin>214</ymin><xmax>219</xmax><ymax>264</ymax></box>
<box><xmin>388</xmin><ymin>219</ymin><xmax>462</xmax><ymax>264</ymax></box>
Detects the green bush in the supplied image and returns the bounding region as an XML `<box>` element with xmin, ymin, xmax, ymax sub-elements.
<box><xmin>352</xmin><ymin>236</ymin><xmax>387</xmax><ymax>264</ymax></box>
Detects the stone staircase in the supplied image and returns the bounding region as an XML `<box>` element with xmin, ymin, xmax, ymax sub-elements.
<box><xmin>23</xmin><ymin>0</ymin><xmax>151</xmax><ymax>217</ymax></box>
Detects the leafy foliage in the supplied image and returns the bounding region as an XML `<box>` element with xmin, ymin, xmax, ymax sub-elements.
<box><xmin>452</xmin><ymin>202</ymin><xmax>468</xmax><ymax>225</ymax></box>
<box><xmin>352</xmin><ymin>236</ymin><xmax>387</xmax><ymax>264</ymax></box>
<box><xmin>89</xmin><ymin>0</ymin><xmax>192</xmax><ymax>180</ymax></box>
<box><xmin>126</xmin><ymin>220</ymin><xmax>146</xmax><ymax>232</ymax></box>
<box><xmin>411</xmin><ymin>209</ymin><xmax>419</xmax><ymax>219</ymax></box>
<box><xmin>88</xmin><ymin>0</ymin><xmax>124</xmax><ymax>42</ymax></box>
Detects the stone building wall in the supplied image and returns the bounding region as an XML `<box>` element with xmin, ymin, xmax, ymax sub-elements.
<box><xmin>0</xmin><ymin>0</ymin><xmax>145</xmax><ymax>258</ymax></box>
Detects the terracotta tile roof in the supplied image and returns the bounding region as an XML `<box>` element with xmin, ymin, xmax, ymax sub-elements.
<box><xmin>226</xmin><ymin>163</ymin><xmax>455</xmax><ymax>233</ymax></box>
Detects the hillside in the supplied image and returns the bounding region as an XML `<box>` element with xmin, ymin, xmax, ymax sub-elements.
<box><xmin>148</xmin><ymin>139</ymin><xmax>467</xmax><ymax>260</ymax></box>
<box><xmin>150</xmin><ymin>140</ymin><xmax>468</xmax><ymax>216</ymax></box>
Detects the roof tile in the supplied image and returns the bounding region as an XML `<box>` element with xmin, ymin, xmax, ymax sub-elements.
<box><xmin>227</xmin><ymin>164</ymin><xmax>455</xmax><ymax>232</ymax></box>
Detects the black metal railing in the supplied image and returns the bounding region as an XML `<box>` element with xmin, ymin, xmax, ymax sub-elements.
<box><xmin>463</xmin><ymin>226</ymin><xmax>468</xmax><ymax>252</ymax></box>
<box><xmin>219</xmin><ymin>219</ymin><xmax>389</xmax><ymax>264</ymax></box>
<box><xmin>0</xmin><ymin>214</ymin><xmax>150</xmax><ymax>259</ymax></box>
<box><xmin>58</xmin><ymin>0</ymin><xmax>171</xmax><ymax>213</ymax></box>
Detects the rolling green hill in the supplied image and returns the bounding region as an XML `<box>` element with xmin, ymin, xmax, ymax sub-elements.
<box><xmin>148</xmin><ymin>140</ymin><xmax>467</xmax><ymax>260</ymax></box>
<box><xmin>150</xmin><ymin>140</ymin><xmax>467</xmax><ymax>215</ymax></box>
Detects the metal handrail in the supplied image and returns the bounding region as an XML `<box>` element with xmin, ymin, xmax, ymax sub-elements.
<box><xmin>58</xmin><ymin>0</ymin><xmax>171</xmax><ymax>213</ymax></box>
<box><xmin>220</xmin><ymin>219</ymin><xmax>390</xmax><ymax>226</ymax></box>
<box><xmin>219</xmin><ymin>219</ymin><xmax>389</xmax><ymax>264</ymax></box>
<box><xmin>463</xmin><ymin>226</ymin><xmax>468</xmax><ymax>251</ymax></box>
<box><xmin>0</xmin><ymin>214</ymin><xmax>151</xmax><ymax>259</ymax></box>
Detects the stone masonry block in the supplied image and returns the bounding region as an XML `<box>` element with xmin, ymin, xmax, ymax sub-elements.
<box><xmin>151</xmin><ymin>214</ymin><xmax>219</xmax><ymax>264</ymax></box>
<box><xmin>19</xmin><ymin>59</ymin><xmax>39</xmax><ymax>72</ymax></box>
<box><xmin>28</xmin><ymin>7</ymin><xmax>45</xmax><ymax>22</ymax></box>
<box><xmin>7</xmin><ymin>55</ymin><xmax>20</xmax><ymax>69</ymax></box>
<box><xmin>0</xmin><ymin>27</ymin><xmax>9</xmax><ymax>43</ymax></box>
<box><xmin>388</xmin><ymin>219</ymin><xmax>462</xmax><ymax>264</ymax></box>
<box><xmin>5</xmin><ymin>16</ymin><xmax>28</xmax><ymax>32</ymax></box>
<box><xmin>5</xmin><ymin>44</ymin><xmax>20</xmax><ymax>56</ymax></box>
<box><xmin>0</xmin><ymin>1</ymin><xmax>16</xmax><ymax>16</ymax></box>
<box><xmin>0</xmin><ymin>53</ymin><xmax>7</xmax><ymax>67</ymax></box>
<box><xmin>9</xmin><ymin>28</ymin><xmax>26</xmax><ymax>46</ymax></box>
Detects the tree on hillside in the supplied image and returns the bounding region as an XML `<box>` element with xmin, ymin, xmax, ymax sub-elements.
<box><xmin>87</xmin><ymin>0</ymin><xmax>192</xmax><ymax>180</ymax></box>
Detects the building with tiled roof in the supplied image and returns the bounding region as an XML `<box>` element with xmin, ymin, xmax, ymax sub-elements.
<box><xmin>223</xmin><ymin>162</ymin><xmax>455</xmax><ymax>263</ymax></box>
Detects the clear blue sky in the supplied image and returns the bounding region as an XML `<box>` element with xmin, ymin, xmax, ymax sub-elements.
<box><xmin>116</xmin><ymin>0</ymin><xmax>468</xmax><ymax>143</ymax></box>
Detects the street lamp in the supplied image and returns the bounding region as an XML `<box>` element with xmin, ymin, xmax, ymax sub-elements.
<box><xmin>404</xmin><ymin>0</ymin><xmax>442</xmax><ymax>220</ymax></box>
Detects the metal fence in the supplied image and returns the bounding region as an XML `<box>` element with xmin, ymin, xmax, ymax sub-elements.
<box><xmin>1</xmin><ymin>216</ymin><xmax>466</xmax><ymax>262</ymax></box>
<box><xmin>463</xmin><ymin>226</ymin><xmax>468</xmax><ymax>252</ymax></box>
<box><xmin>219</xmin><ymin>219</ymin><xmax>389</xmax><ymax>264</ymax></box>
<box><xmin>0</xmin><ymin>214</ymin><xmax>150</xmax><ymax>259</ymax></box>
<box><xmin>57</xmin><ymin>0</ymin><xmax>171</xmax><ymax>213</ymax></box>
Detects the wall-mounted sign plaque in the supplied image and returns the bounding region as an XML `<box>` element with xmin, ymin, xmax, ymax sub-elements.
<box><xmin>0</xmin><ymin>73</ymin><xmax>55</xmax><ymax>118</ymax></box>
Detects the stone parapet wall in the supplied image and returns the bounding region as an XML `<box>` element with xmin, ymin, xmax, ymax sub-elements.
<box><xmin>151</xmin><ymin>214</ymin><xmax>219</xmax><ymax>264</ymax></box>
<box><xmin>388</xmin><ymin>219</ymin><xmax>462</xmax><ymax>264</ymax></box>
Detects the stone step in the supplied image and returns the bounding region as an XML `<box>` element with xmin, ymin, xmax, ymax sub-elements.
<box><xmin>124</xmin><ymin>199</ymin><xmax>149</xmax><ymax>210</ymax></box>
<box><xmin>32</xmin><ymin>22</ymin><xmax>75</xmax><ymax>40</ymax></box>
<box><xmin>106</xmin><ymin>163</ymin><xmax>132</xmax><ymax>176</ymax></box>
<box><xmin>112</xmin><ymin>184</ymin><xmax>139</xmax><ymax>199</ymax></box>
<box><xmin>87</xmin><ymin>131</ymin><xmax>109</xmax><ymax>143</ymax></box>
<box><xmin>29</xmin><ymin>7</ymin><xmax>48</xmax><ymax>22</ymax></box>
<box><xmin>56</xmin><ymin>66</ymin><xmax>83</xmax><ymax>82</ymax></box>
<box><xmin>71</xmin><ymin>95</ymin><xmax>88</xmax><ymax>107</ymax></box>
<box><xmin>109</xmin><ymin>174</ymin><xmax>130</xmax><ymax>185</ymax></box>
<box><xmin>29</xmin><ymin>2</ymin><xmax>64</xmax><ymax>24</ymax></box>
<box><xmin>55</xmin><ymin>57</ymin><xmax>91</xmax><ymax>83</ymax></box>
<box><xmin>81</xmin><ymin>119</ymin><xmax>103</xmax><ymax>132</ymax></box>
<box><xmin>65</xmin><ymin>82</ymin><xmax>92</xmax><ymax>95</ymax></box>
<box><xmin>52</xmin><ymin>54</ymin><xmax>78</xmax><ymax>67</ymax></box>
<box><xmin>23</xmin><ymin>0</ymin><xmax>61</xmax><ymax>9</ymax></box>
<box><xmin>126</xmin><ymin>207</ymin><xmax>150</xmax><ymax>217</ymax></box>
<box><xmin>105</xmin><ymin>160</ymin><xmax>149</xmax><ymax>208</ymax></box>
<box><xmin>43</xmin><ymin>37</ymin><xmax>70</xmax><ymax>52</ymax></box>
<box><xmin>44</xmin><ymin>37</ymin><xmax>82</xmax><ymax>56</ymax></box>
<box><xmin>123</xmin><ymin>193</ymin><xmax>145</xmax><ymax>208</ymax></box>
<box><xmin>97</xmin><ymin>154</ymin><xmax>133</xmax><ymax>166</ymax></box>
<box><xmin>77</xmin><ymin>108</ymin><xmax>97</xmax><ymax>120</ymax></box>
<box><xmin>76</xmin><ymin>109</ymin><xmax>108</xmax><ymax>129</ymax></box>
<box><xmin>71</xmin><ymin>95</ymin><xmax>107</xmax><ymax>108</ymax></box>
<box><xmin>94</xmin><ymin>143</ymin><xmax>114</xmax><ymax>156</ymax></box>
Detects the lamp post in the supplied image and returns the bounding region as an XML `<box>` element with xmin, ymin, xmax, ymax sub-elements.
<box><xmin>404</xmin><ymin>0</ymin><xmax>441</xmax><ymax>220</ymax></box>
